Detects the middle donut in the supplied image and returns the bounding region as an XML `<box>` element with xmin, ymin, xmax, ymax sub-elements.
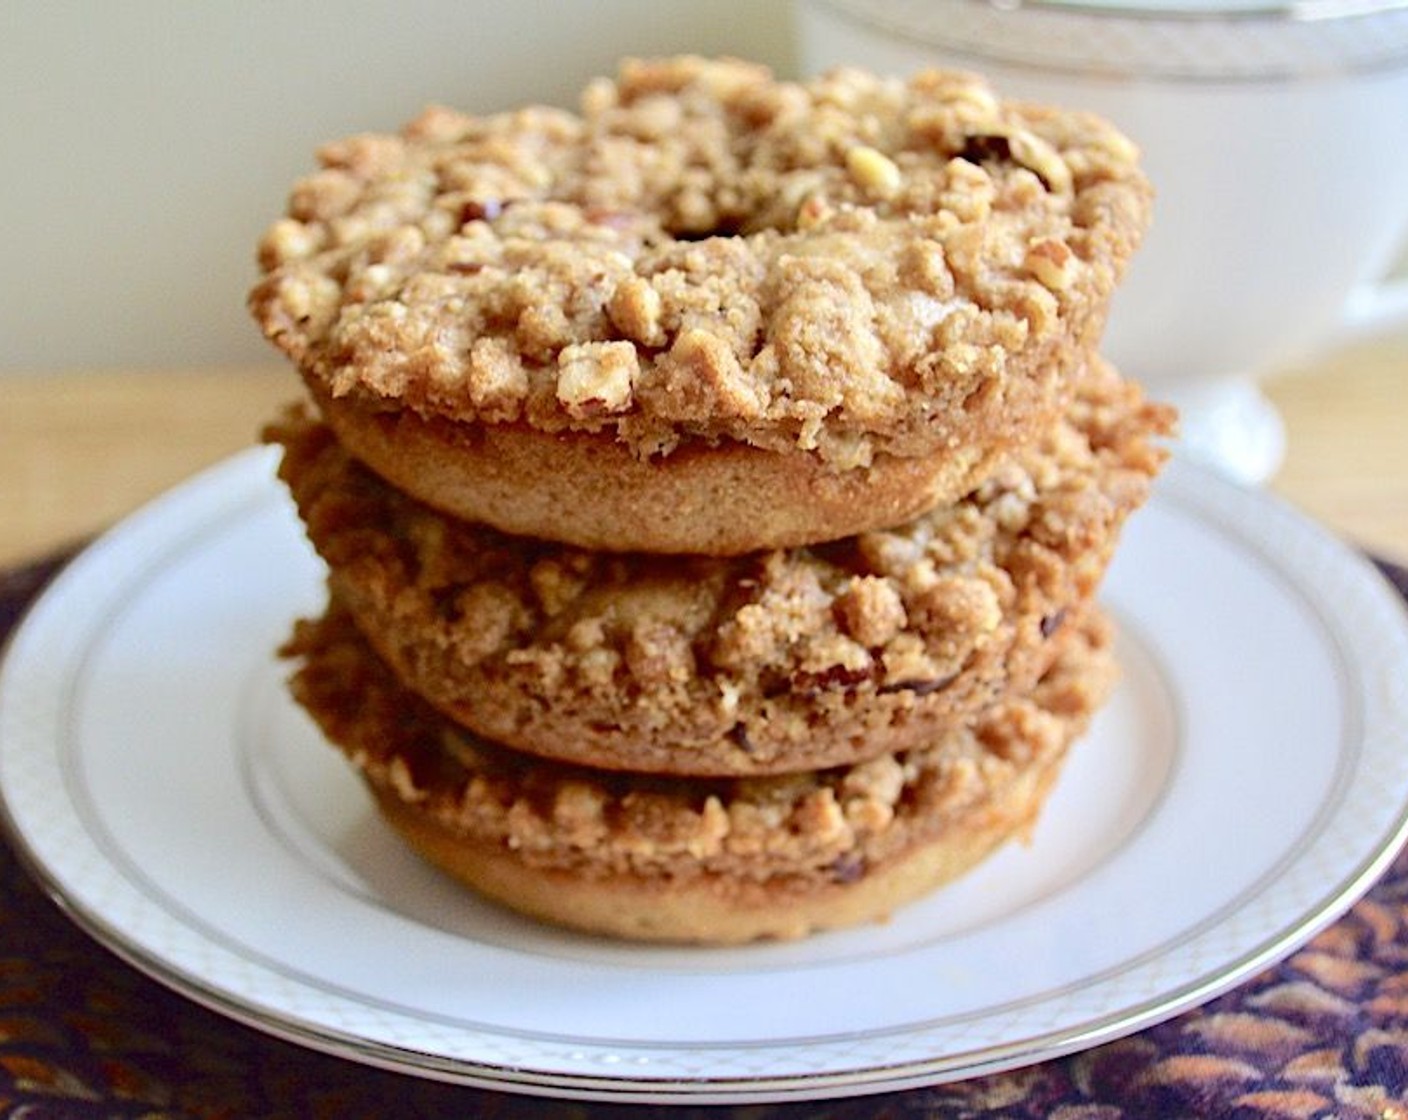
<box><xmin>271</xmin><ymin>356</ymin><xmax>1169</xmax><ymax>777</ymax></box>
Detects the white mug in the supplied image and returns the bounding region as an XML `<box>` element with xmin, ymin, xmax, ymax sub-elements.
<box><xmin>795</xmin><ymin>0</ymin><xmax>1408</xmax><ymax>482</ymax></box>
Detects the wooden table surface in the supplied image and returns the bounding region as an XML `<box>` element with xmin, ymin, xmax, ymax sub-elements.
<box><xmin>3</xmin><ymin>334</ymin><xmax>1407</xmax><ymax>569</ymax></box>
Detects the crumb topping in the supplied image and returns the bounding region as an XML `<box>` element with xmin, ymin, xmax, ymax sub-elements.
<box><xmin>269</xmin><ymin>357</ymin><xmax>1171</xmax><ymax>773</ymax></box>
<box><xmin>251</xmin><ymin>57</ymin><xmax>1150</xmax><ymax>466</ymax></box>
<box><xmin>284</xmin><ymin>607</ymin><xmax>1115</xmax><ymax>884</ymax></box>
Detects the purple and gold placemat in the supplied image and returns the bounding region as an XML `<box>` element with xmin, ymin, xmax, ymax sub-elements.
<box><xmin>2</xmin><ymin>548</ymin><xmax>1407</xmax><ymax>1120</ymax></box>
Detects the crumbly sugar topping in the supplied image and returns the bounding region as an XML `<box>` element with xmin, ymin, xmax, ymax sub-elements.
<box><xmin>251</xmin><ymin>57</ymin><xmax>1150</xmax><ymax>465</ymax></box>
<box><xmin>269</xmin><ymin>358</ymin><xmax>1171</xmax><ymax>770</ymax></box>
<box><xmin>285</xmin><ymin>606</ymin><xmax>1114</xmax><ymax>885</ymax></box>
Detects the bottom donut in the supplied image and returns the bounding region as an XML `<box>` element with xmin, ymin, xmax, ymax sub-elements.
<box><xmin>283</xmin><ymin>605</ymin><xmax>1118</xmax><ymax>945</ymax></box>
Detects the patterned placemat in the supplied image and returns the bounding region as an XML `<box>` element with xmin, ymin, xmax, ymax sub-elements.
<box><xmin>1</xmin><ymin>547</ymin><xmax>1407</xmax><ymax>1119</ymax></box>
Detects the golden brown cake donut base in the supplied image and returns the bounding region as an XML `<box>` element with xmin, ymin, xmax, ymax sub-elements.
<box><xmin>309</xmin><ymin>381</ymin><xmax>1001</xmax><ymax>555</ymax></box>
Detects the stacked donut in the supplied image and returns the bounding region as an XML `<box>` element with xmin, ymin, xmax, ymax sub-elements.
<box><xmin>251</xmin><ymin>58</ymin><xmax>1173</xmax><ymax>943</ymax></box>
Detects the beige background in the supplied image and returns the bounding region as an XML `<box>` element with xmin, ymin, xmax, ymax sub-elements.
<box><xmin>0</xmin><ymin>1</ymin><xmax>794</xmax><ymax>374</ymax></box>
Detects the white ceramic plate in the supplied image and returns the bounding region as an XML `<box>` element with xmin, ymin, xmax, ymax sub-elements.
<box><xmin>2</xmin><ymin>449</ymin><xmax>1407</xmax><ymax>1104</ymax></box>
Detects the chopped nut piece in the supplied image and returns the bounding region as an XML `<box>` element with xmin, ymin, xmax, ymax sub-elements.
<box><xmin>271</xmin><ymin>272</ymin><xmax>341</xmax><ymax>342</ymax></box>
<box><xmin>607</xmin><ymin>276</ymin><xmax>665</xmax><ymax>347</ymax></box>
<box><xmin>1091</xmin><ymin>128</ymin><xmax>1141</xmax><ymax>165</ymax></box>
<box><xmin>958</xmin><ymin>128</ymin><xmax>1074</xmax><ymax>195</ymax></box>
<box><xmin>688</xmin><ymin>796</ymin><xmax>730</xmax><ymax>858</ymax></box>
<box><xmin>1025</xmin><ymin>238</ymin><xmax>1077</xmax><ymax>291</ymax></box>
<box><xmin>556</xmin><ymin>341</ymin><xmax>638</xmax><ymax>416</ymax></box>
<box><xmin>1008</xmin><ymin>129</ymin><xmax>1074</xmax><ymax>195</ymax></box>
<box><xmin>845</xmin><ymin>144</ymin><xmax>902</xmax><ymax>199</ymax></box>
<box><xmin>257</xmin><ymin>218</ymin><xmax>319</xmax><ymax>269</ymax></box>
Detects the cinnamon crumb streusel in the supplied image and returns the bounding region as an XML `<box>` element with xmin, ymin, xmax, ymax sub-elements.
<box><xmin>269</xmin><ymin>356</ymin><xmax>1170</xmax><ymax>776</ymax></box>
<box><xmin>250</xmin><ymin>57</ymin><xmax>1150</xmax><ymax>474</ymax></box>
<box><xmin>282</xmin><ymin>604</ymin><xmax>1116</xmax><ymax>941</ymax></box>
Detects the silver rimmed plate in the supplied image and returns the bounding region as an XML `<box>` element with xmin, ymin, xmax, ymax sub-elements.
<box><xmin>2</xmin><ymin>449</ymin><xmax>1407</xmax><ymax>1104</ymax></box>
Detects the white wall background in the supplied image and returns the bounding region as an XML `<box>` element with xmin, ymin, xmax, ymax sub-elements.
<box><xmin>0</xmin><ymin>2</ymin><xmax>795</xmax><ymax>373</ymax></box>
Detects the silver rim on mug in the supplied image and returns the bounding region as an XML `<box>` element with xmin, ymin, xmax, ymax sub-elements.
<box><xmin>808</xmin><ymin>0</ymin><xmax>1408</xmax><ymax>80</ymax></box>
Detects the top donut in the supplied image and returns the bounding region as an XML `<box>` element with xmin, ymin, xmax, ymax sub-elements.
<box><xmin>250</xmin><ymin>57</ymin><xmax>1150</xmax><ymax>553</ymax></box>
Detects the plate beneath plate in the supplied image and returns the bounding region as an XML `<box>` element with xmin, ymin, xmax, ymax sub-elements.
<box><xmin>2</xmin><ymin>449</ymin><xmax>1407</xmax><ymax>1103</ymax></box>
